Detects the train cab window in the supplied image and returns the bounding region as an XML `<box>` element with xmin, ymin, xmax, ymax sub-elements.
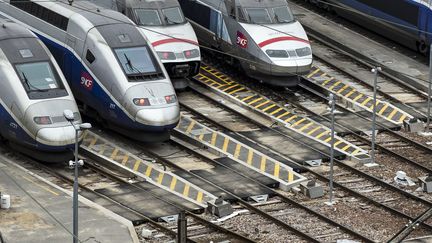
<box><xmin>114</xmin><ymin>46</ymin><xmax>159</xmax><ymax>79</ymax></box>
<box><xmin>134</xmin><ymin>9</ymin><xmax>162</xmax><ymax>26</ymax></box>
<box><xmin>244</xmin><ymin>8</ymin><xmax>272</xmax><ymax>24</ymax></box>
<box><xmin>86</xmin><ymin>50</ymin><xmax>95</xmax><ymax>64</ymax></box>
<box><xmin>16</xmin><ymin>62</ymin><xmax>64</xmax><ymax>93</ymax></box>
<box><xmin>273</xmin><ymin>6</ymin><xmax>294</xmax><ymax>23</ymax></box>
<box><xmin>162</xmin><ymin>7</ymin><xmax>185</xmax><ymax>25</ymax></box>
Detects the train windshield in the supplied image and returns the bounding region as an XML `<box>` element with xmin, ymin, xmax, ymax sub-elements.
<box><xmin>273</xmin><ymin>6</ymin><xmax>294</xmax><ymax>23</ymax></box>
<box><xmin>244</xmin><ymin>8</ymin><xmax>272</xmax><ymax>24</ymax></box>
<box><xmin>162</xmin><ymin>7</ymin><xmax>185</xmax><ymax>25</ymax></box>
<box><xmin>134</xmin><ymin>9</ymin><xmax>162</xmax><ymax>26</ymax></box>
<box><xmin>16</xmin><ymin>62</ymin><xmax>63</xmax><ymax>92</ymax></box>
<box><xmin>115</xmin><ymin>46</ymin><xmax>158</xmax><ymax>77</ymax></box>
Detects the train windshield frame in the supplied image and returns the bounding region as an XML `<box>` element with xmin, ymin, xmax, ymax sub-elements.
<box><xmin>244</xmin><ymin>8</ymin><xmax>272</xmax><ymax>24</ymax></box>
<box><xmin>15</xmin><ymin>61</ymin><xmax>67</xmax><ymax>99</ymax></box>
<box><xmin>272</xmin><ymin>6</ymin><xmax>295</xmax><ymax>23</ymax></box>
<box><xmin>134</xmin><ymin>9</ymin><xmax>162</xmax><ymax>26</ymax></box>
<box><xmin>162</xmin><ymin>7</ymin><xmax>185</xmax><ymax>25</ymax></box>
<box><xmin>114</xmin><ymin>46</ymin><xmax>161</xmax><ymax>80</ymax></box>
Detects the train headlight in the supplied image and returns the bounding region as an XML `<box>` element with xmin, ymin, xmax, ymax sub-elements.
<box><xmin>183</xmin><ymin>49</ymin><xmax>200</xmax><ymax>59</ymax></box>
<box><xmin>295</xmin><ymin>47</ymin><xmax>312</xmax><ymax>57</ymax></box>
<box><xmin>133</xmin><ymin>98</ymin><xmax>150</xmax><ymax>106</ymax></box>
<box><xmin>165</xmin><ymin>94</ymin><xmax>177</xmax><ymax>104</ymax></box>
<box><xmin>34</xmin><ymin>116</ymin><xmax>52</xmax><ymax>125</ymax></box>
<box><xmin>265</xmin><ymin>49</ymin><xmax>289</xmax><ymax>58</ymax></box>
<box><xmin>157</xmin><ymin>52</ymin><xmax>176</xmax><ymax>60</ymax></box>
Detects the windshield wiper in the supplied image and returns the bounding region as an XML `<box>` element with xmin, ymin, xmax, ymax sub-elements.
<box><xmin>164</xmin><ymin>16</ymin><xmax>182</xmax><ymax>25</ymax></box>
<box><xmin>21</xmin><ymin>72</ymin><xmax>47</xmax><ymax>92</ymax></box>
<box><xmin>123</xmin><ymin>53</ymin><xmax>142</xmax><ymax>74</ymax></box>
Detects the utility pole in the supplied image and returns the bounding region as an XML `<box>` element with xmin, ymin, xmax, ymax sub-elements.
<box><xmin>426</xmin><ymin>44</ymin><xmax>432</xmax><ymax>132</ymax></box>
<box><xmin>371</xmin><ymin>67</ymin><xmax>381</xmax><ymax>164</ymax></box>
<box><xmin>327</xmin><ymin>93</ymin><xmax>336</xmax><ymax>206</ymax></box>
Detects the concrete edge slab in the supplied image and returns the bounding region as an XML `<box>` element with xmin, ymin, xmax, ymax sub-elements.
<box><xmin>0</xmin><ymin>154</ymin><xmax>140</xmax><ymax>243</ymax></box>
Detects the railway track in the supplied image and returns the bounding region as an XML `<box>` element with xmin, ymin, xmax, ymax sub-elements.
<box><xmin>182</xmin><ymin>68</ymin><xmax>432</xmax><ymax>240</ymax></box>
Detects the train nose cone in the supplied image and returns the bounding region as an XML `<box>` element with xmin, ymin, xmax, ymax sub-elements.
<box><xmin>135</xmin><ymin>105</ymin><xmax>180</xmax><ymax>126</ymax></box>
<box><xmin>36</xmin><ymin>125</ymin><xmax>80</xmax><ymax>146</ymax></box>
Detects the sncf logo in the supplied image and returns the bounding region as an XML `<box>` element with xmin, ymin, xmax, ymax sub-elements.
<box><xmin>236</xmin><ymin>31</ymin><xmax>248</xmax><ymax>48</ymax></box>
<box><xmin>80</xmin><ymin>71</ymin><xmax>93</xmax><ymax>91</ymax></box>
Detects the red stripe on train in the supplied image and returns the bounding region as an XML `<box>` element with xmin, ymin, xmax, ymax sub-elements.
<box><xmin>152</xmin><ymin>38</ymin><xmax>199</xmax><ymax>47</ymax></box>
<box><xmin>258</xmin><ymin>36</ymin><xmax>309</xmax><ymax>48</ymax></box>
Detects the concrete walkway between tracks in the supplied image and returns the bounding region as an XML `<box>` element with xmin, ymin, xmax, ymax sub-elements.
<box><xmin>0</xmin><ymin>156</ymin><xmax>139</xmax><ymax>243</ymax></box>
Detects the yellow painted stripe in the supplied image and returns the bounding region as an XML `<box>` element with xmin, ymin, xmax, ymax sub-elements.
<box><xmin>316</xmin><ymin>130</ymin><xmax>328</xmax><ymax>139</ymax></box>
<box><xmin>337</xmin><ymin>84</ymin><xmax>350</xmax><ymax>94</ymax></box>
<box><xmin>145</xmin><ymin>166</ymin><xmax>152</xmax><ymax>177</ymax></box>
<box><xmin>121</xmin><ymin>155</ymin><xmax>129</xmax><ymax>165</ymax></box>
<box><xmin>334</xmin><ymin>140</ymin><xmax>343</xmax><ymax>147</ymax></box>
<box><xmin>223</xmin><ymin>84</ymin><xmax>239</xmax><ymax>92</ymax></box>
<box><xmin>378</xmin><ymin>103</ymin><xmax>389</xmax><ymax>115</ymax></box>
<box><xmin>288</xmin><ymin>172</ymin><xmax>294</xmax><ymax>182</ymax></box>
<box><xmin>183</xmin><ymin>184</ymin><xmax>190</xmax><ymax>197</ymax></box>
<box><xmin>262</xmin><ymin>104</ymin><xmax>276</xmax><ymax>112</ymax></box>
<box><xmin>352</xmin><ymin>149</ymin><xmax>361</xmax><ymax>155</ymax></box>
<box><xmin>307</xmin><ymin>68</ymin><xmax>321</xmax><ymax>78</ymax></box>
<box><xmin>260</xmin><ymin>157</ymin><xmax>266</xmax><ymax>172</ymax></box>
<box><xmin>342</xmin><ymin>144</ymin><xmax>351</xmax><ymax>151</ymax></box>
<box><xmin>23</xmin><ymin>176</ymin><xmax>59</xmax><ymax>196</ymax></box>
<box><xmin>399</xmin><ymin>114</ymin><xmax>407</xmax><ymax>123</ymax></box>
<box><xmin>217</xmin><ymin>83</ymin><xmax>229</xmax><ymax>89</ymax></box>
<box><xmin>270</xmin><ymin>107</ymin><xmax>283</xmax><ymax>115</ymax></box>
<box><xmin>388</xmin><ymin>109</ymin><xmax>398</xmax><ymax>120</ymax></box>
<box><xmin>229</xmin><ymin>87</ymin><xmax>245</xmax><ymax>95</ymax></box>
<box><xmin>98</xmin><ymin>145</ymin><xmax>106</xmax><ymax>155</ymax></box>
<box><xmin>133</xmin><ymin>160</ymin><xmax>141</xmax><ymax>171</ymax></box>
<box><xmin>307</xmin><ymin>126</ymin><xmax>321</xmax><ymax>135</ymax></box>
<box><xmin>157</xmin><ymin>172</ymin><xmax>164</xmax><ymax>184</ymax></box>
<box><xmin>211</xmin><ymin>132</ymin><xmax>217</xmax><ymax>146</ymax></box>
<box><xmin>234</xmin><ymin>144</ymin><xmax>242</xmax><ymax>158</ymax></box>
<box><xmin>324</xmin><ymin>137</ymin><xmax>332</xmax><ymax>143</ymax></box>
<box><xmin>247</xmin><ymin>149</ymin><xmax>254</xmax><ymax>165</ymax></box>
<box><xmin>285</xmin><ymin>115</ymin><xmax>298</xmax><ymax>123</ymax></box>
<box><xmin>299</xmin><ymin>122</ymin><xmax>314</xmax><ymax>132</ymax></box>
<box><xmin>322</xmin><ymin>78</ymin><xmax>334</xmax><ymax>86</ymax></box>
<box><xmin>170</xmin><ymin>177</ymin><xmax>177</xmax><ymax>190</ymax></box>
<box><xmin>185</xmin><ymin>120</ymin><xmax>196</xmax><ymax>134</ymax></box>
<box><xmin>110</xmin><ymin>148</ymin><xmax>119</xmax><ymax>160</ymax></box>
<box><xmin>198</xmin><ymin>132</ymin><xmax>205</xmax><ymax>141</ymax></box>
<box><xmin>196</xmin><ymin>191</ymin><xmax>203</xmax><ymax>203</ymax></box>
<box><xmin>274</xmin><ymin>163</ymin><xmax>280</xmax><ymax>178</ymax></box>
<box><xmin>248</xmin><ymin>97</ymin><xmax>263</xmax><ymax>105</ymax></box>
<box><xmin>254</xmin><ymin>100</ymin><xmax>270</xmax><ymax>109</ymax></box>
<box><xmin>360</xmin><ymin>97</ymin><xmax>372</xmax><ymax>106</ymax></box>
<box><xmin>291</xmin><ymin>118</ymin><xmax>306</xmax><ymax>127</ymax></box>
<box><xmin>320</xmin><ymin>72</ymin><xmax>328</xmax><ymax>77</ymax></box>
<box><xmin>88</xmin><ymin>138</ymin><xmax>98</xmax><ymax>148</ymax></box>
<box><xmin>277</xmin><ymin>111</ymin><xmax>290</xmax><ymax>119</ymax></box>
<box><xmin>242</xmin><ymin>95</ymin><xmax>254</xmax><ymax>102</ymax></box>
<box><xmin>345</xmin><ymin>89</ymin><xmax>356</xmax><ymax>98</ymax></box>
<box><xmin>328</xmin><ymin>81</ymin><xmax>341</xmax><ymax>91</ymax></box>
<box><xmin>222</xmin><ymin>137</ymin><xmax>230</xmax><ymax>152</ymax></box>
<box><xmin>353</xmin><ymin>93</ymin><xmax>364</xmax><ymax>102</ymax></box>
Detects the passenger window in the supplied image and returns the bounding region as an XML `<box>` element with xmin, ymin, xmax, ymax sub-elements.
<box><xmin>237</xmin><ymin>7</ymin><xmax>246</xmax><ymax>22</ymax></box>
<box><xmin>86</xmin><ymin>50</ymin><xmax>95</xmax><ymax>64</ymax></box>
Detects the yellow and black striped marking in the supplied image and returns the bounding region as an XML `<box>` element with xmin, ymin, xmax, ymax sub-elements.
<box><xmin>196</xmin><ymin>64</ymin><xmax>370</xmax><ymax>161</ymax></box>
<box><xmin>306</xmin><ymin>66</ymin><xmax>413</xmax><ymax>125</ymax></box>
<box><xmin>81</xmin><ymin>131</ymin><xmax>216</xmax><ymax>207</ymax></box>
<box><xmin>176</xmin><ymin>116</ymin><xmax>306</xmax><ymax>190</ymax></box>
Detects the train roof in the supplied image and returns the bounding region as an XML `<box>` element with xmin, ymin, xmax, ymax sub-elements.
<box><xmin>124</xmin><ymin>0</ymin><xmax>180</xmax><ymax>9</ymax></box>
<box><xmin>0</xmin><ymin>19</ymin><xmax>35</xmax><ymax>41</ymax></box>
<box><xmin>197</xmin><ymin>0</ymin><xmax>289</xmax><ymax>13</ymax></box>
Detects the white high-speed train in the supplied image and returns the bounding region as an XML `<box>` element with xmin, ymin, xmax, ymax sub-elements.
<box><xmin>179</xmin><ymin>0</ymin><xmax>313</xmax><ymax>86</ymax></box>
<box><xmin>0</xmin><ymin>17</ymin><xmax>82</xmax><ymax>162</ymax></box>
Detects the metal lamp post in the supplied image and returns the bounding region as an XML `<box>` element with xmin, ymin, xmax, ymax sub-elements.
<box><xmin>327</xmin><ymin>93</ymin><xmax>336</xmax><ymax>206</ymax></box>
<box><xmin>371</xmin><ymin>67</ymin><xmax>381</xmax><ymax>164</ymax></box>
<box><xmin>63</xmin><ymin>110</ymin><xmax>91</xmax><ymax>243</ymax></box>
